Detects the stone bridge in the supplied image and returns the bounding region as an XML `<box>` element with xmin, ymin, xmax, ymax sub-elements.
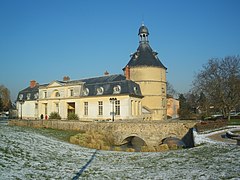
<box><xmin>9</xmin><ymin>120</ymin><xmax>197</xmax><ymax>148</ymax></box>
<box><xmin>110</xmin><ymin>121</ymin><xmax>196</xmax><ymax>147</ymax></box>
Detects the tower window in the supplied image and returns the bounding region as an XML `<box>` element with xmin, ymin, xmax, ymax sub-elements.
<box><xmin>162</xmin><ymin>87</ymin><xmax>165</xmax><ymax>94</ymax></box>
<box><xmin>98</xmin><ymin>101</ymin><xmax>103</xmax><ymax>116</ymax></box>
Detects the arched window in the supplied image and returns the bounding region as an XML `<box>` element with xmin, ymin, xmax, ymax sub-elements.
<box><xmin>55</xmin><ymin>91</ymin><xmax>60</xmax><ymax>97</ymax></box>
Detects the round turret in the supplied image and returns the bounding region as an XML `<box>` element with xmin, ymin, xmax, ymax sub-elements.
<box><xmin>124</xmin><ymin>24</ymin><xmax>167</xmax><ymax>121</ymax></box>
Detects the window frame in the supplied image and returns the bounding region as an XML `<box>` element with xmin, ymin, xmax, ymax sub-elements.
<box><xmin>84</xmin><ymin>102</ymin><xmax>88</xmax><ymax>116</ymax></box>
<box><xmin>98</xmin><ymin>101</ymin><xmax>103</xmax><ymax>116</ymax></box>
<box><xmin>115</xmin><ymin>100</ymin><xmax>120</xmax><ymax>116</ymax></box>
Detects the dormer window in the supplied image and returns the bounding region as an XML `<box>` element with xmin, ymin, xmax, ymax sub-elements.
<box><xmin>96</xmin><ymin>87</ymin><xmax>104</xmax><ymax>95</ymax></box>
<box><xmin>83</xmin><ymin>88</ymin><xmax>89</xmax><ymax>96</ymax></box>
<box><xmin>134</xmin><ymin>87</ymin><xmax>138</xmax><ymax>94</ymax></box>
<box><xmin>19</xmin><ymin>94</ymin><xmax>23</xmax><ymax>100</ymax></box>
<box><xmin>34</xmin><ymin>93</ymin><xmax>39</xmax><ymax>99</ymax></box>
<box><xmin>113</xmin><ymin>85</ymin><xmax>121</xmax><ymax>94</ymax></box>
<box><xmin>134</xmin><ymin>54</ymin><xmax>138</xmax><ymax>59</ymax></box>
<box><xmin>27</xmin><ymin>93</ymin><xmax>31</xmax><ymax>100</ymax></box>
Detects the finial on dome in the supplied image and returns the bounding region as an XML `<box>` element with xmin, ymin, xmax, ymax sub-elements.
<box><xmin>141</xmin><ymin>14</ymin><xmax>145</xmax><ymax>26</ymax></box>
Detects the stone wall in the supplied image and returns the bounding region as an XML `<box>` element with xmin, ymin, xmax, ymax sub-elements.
<box><xmin>9</xmin><ymin>119</ymin><xmax>197</xmax><ymax>147</ymax></box>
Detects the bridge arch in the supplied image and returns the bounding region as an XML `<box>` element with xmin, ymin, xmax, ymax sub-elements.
<box><xmin>120</xmin><ymin>134</ymin><xmax>147</xmax><ymax>151</ymax></box>
<box><xmin>160</xmin><ymin>133</ymin><xmax>178</xmax><ymax>145</ymax></box>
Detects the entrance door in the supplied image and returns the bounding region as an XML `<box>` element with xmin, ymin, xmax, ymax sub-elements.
<box><xmin>67</xmin><ymin>102</ymin><xmax>75</xmax><ymax>115</ymax></box>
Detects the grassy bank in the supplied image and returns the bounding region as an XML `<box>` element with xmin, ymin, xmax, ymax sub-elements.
<box><xmin>9</xmin><ymin>125</ymin><xmax>81</xmax><ymax>142</ymax></box>
<box><xmin>228</xmin><ymin>119</ymin><xmax>240</xmax><ymax>125</ymax></box>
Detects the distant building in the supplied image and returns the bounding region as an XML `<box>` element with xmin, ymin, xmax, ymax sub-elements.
<box><xmin>167</xmin><ymin>96</ymin><xmax>179</xmax><ymax>119</ymax></box>
<box><xmin>16</xmin><ymin>24</ymin><xmax>167</xmax><ymax>121</ymax></box>
<box><xmin>16</xmin><ymin>80</ymin><xmax>39</xmax><ymax>119</ymax></box>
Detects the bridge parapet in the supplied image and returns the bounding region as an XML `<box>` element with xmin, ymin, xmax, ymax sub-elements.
<box><xmin>9</xmin><ymin>119</ymin><xmax>197</xmax><ymax>147</ymax></box>
<box><xmin>111</xmin><ymin>121</ymin><xmax>196</xmax><ymax>147</ymax></box>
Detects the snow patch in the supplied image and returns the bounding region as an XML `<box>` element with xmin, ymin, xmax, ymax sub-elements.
<box><xmin>1</xmin><ymin>124</ymin><xmax>240</xmax><ymax>179</ymax></box>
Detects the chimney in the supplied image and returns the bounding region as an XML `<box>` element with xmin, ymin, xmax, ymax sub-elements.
<box><xmin>104</xmin><ymin>71</ymin><xmax>109</xmax><ymax>76</ymax></box>
<box><xmin>63</xmin><ymin>76</ymin><xmax>70</xmax><ymax>81</ymax></box>
<box><xmin>125</xmin><ymin>66</ymin><xmax>130</xmax><ymax>80</ymax></box>
<box><xmin>30</xmin><ymin>80</ymin><xmax>37</xmax><ymax>88</ymax></box>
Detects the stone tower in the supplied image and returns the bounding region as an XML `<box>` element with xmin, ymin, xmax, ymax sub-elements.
<box><xmin>123</xmin><ymin>24</ymin><xmax>167</xmax><ymax>120</ymax></box>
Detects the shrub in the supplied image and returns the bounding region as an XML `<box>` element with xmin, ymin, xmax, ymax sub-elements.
<box><xmin>67</xmin><ymin>112</ymin><xmax>79</xmax><ymax>120</ymax></box>
<box><xmin>113</xmin><ymin>146</ymin><xmax>122</xmax><ymax>151</ymax></box>
<box><xmin>126</xmin><ymin>148</ymin><xmax>135</xmax><ymax>152</ymax></box>
<box><xmin>156</xmin><ymin>144</ymin><xmax>169</xmax><ymax>151</ymax></box>
<box><xmin>141</xmin><ymin>146</ymin><xmax>156</xmax><ymax>152</ymax></box>
<box><xmin>49</xmin><ymin>112</ymin><xmax>61</xmax><ymax>120</ymax></box>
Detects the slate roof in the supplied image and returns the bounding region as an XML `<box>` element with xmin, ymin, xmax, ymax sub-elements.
<box><xmin>17</xmin><ymin>85</ymin><xmax>39</xmax><ymax>101</ymax></box>
<box><xmin>82</xmin><ymin>75</ymin><xmax>142</xmax><ymax>97</ymax></box>
<box><xmin>17</xmin><ymin>74</ymin><xmax>143</xmax><ymax>101</ymax></box>
<box><xmin>124</xmin><ymin>24</ymin><xmax>167</xmax><ymax>70</ymax></box>
<box><xmin>125</xmin><ymin>43</ymin><xmax>167</xmax><ymax>69</ymax></box>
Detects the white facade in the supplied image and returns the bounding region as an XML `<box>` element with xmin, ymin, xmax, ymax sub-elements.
<box><xmin>36</xmin><ymin>79</ymin><xmax>142</xmax><ymax>121</ymax></box>
<box><xmin>16</xmin><ymin>101</ymin><xmax>38</xmax><ymax>119</ymax></box>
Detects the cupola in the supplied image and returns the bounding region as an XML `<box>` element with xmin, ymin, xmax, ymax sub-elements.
<box><xmin>138</xmin><ymin>24</ymin><xmax>149</xmax><ymax>43</ymax></box>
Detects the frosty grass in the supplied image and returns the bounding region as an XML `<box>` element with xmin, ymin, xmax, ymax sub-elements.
<box><xmin>0</xmin><ymin>123</ymin><xmax>240</xmax><ymax>180</ymax></box>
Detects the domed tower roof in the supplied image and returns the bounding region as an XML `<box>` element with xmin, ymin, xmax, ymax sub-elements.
<box><xmin>123</xmin><ymin>24</ymin><xmax>167</xmax><ymax>70</ymax></box>
<box><xmin>138</xmin><ymin>24</ymin><xmax>149</xmax><ymax>35</ymax></box>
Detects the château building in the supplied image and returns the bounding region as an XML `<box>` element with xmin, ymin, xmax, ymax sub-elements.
<box><xmin>16</xmin><ymin>24</ymin><xmax>167</xmax><ymax>121</ymax></box>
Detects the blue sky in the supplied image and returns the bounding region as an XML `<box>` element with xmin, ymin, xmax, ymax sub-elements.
<box><xmin>0</xmin><ymin>0</ymin><xmax>240</xmax><ymax>101</ymax></box>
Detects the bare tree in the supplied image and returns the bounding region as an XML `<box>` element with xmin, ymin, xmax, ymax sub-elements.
<box><xmin>167</xmin><ymin>81</ymin><xmax>178</xmax><ymax>98</ymax></box>
<box><xmin>193</xmin><ymin>56</ymin><xmax>240</xmax><ymax>120</ymax></box>
<box><xmin>0</xmin><ymin>85</ymin><xmax>11</xmax><ymax>111</ymax></box>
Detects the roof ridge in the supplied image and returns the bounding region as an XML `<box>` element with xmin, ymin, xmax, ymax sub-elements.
<box><xmin>80</xmin><ymin>73</ymin><xmax>123</xmax><ymax>80</ymax></box>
